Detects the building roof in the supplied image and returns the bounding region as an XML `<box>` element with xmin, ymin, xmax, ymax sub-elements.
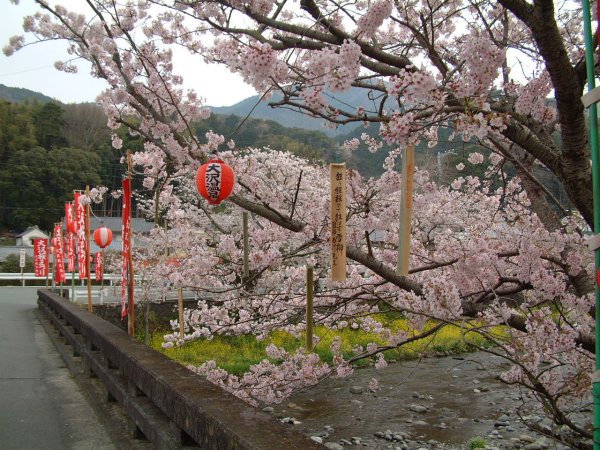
<box><xmin>16</xmin><ymin>226</ymin><xmax>48</xmax><ymax>238</ymax></box>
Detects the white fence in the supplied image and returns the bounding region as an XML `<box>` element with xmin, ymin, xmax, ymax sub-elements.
<box><xmin>0</xmin><ymin>272</ymin><xmax>122</xmax><ymax>286</ymax></box>
<box><xmin>0</xmin><ymin>272</ymin><xmax>198</xmax><ymax>305</ymax></box>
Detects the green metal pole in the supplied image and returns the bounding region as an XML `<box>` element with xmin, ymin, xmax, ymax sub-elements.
<box><xmin>582</xmin><ymin>1</ymin><xmax>600</xmax><ymax>447</ymax></box>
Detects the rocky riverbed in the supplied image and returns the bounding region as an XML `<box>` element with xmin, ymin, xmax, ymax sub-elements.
<box><xmin>266</xmin><ymin>352</ymin><xmax>591</xmax><ymax>449</ymax></box>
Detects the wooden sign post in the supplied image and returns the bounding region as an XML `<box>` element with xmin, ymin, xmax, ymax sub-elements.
<box><xmin>127</xmin><ymin>152</ymin><xmax>135</xmax><ymax>337</ymax></box>
<box><xmin>178</xmin><ymin>287</ymin><xmax>185</xmax><ymax>340</ymax></box>
<box><xmin>330</xmin><ymin>163</ymin><xmax>347</xmax><ymax>281</ymax></box>
<box><xmin>397</xmin><ymin>145</ymin><xmax>415</xmax><ymax>276</ymax></box>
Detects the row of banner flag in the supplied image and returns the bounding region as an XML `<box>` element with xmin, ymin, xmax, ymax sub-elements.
<box><xmin>31</xmin><ymin>177</ymin><xmax>132</xmax><ymax>319</ymax></box>
<box><xmin>32</xmin><ymin>194</ymin><xmax>92</xmax><ymax>282</ymax></box>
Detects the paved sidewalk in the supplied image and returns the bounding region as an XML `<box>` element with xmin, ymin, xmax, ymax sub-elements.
<box><xmin>0</xmin><ymin>287</ymin><xmax>116</xmax><ymax>450</ymax></box>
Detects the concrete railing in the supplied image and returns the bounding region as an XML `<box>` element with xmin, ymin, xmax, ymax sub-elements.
<box><xmin>37</xmin><ymin>289</ymin><xmax>323</xmax><ymax>450</ymax></box>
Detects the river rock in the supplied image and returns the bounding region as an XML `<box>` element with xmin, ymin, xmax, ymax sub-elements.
<box><xmin>324</xmin><ymin>443</ymin><xmax>343</xmax><ymax>450</ymax></box>
<box><xmin>409</xmin><ymin>404</ymin><xmax>428</xmax><ymax>413</ymax></box>
<box><xmin>523</xmin><ymin>444</ymin><xmax>544</xmax><ymax>450</ymax></box>
<box><xmin>310</xmin><ymin>436</ymin><xmax>323</xmax><ymax>444</ymax></box>
<box><xmin>349</xmin><ymin>385</ymin><xmax>365</xmax><ymax>394</ymax></box>
<box><xmin>280</xmin><ymin>417</ymin><xmax>301</xmax><ymax>425</ymax></box>
<box><xmin>262</xmin><ymin>406</ymin><xmax>274</xmax><ymax>413</ymax></box>
<box><xmin>494</xmin><ymin>414</ymin><xmax>510</xmax><ymax>427</ymax></box>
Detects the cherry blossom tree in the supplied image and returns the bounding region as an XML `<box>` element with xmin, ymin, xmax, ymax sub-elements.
<box><xmin>5</xmin><ymin>0</ymin><xmax>597</xmax><ymax>447</ymax></box>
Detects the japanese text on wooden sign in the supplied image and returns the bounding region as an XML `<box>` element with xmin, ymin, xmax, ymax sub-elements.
<box><xmin>330</xmin><ymin>163</ymin><xmax>346</xmax><ymax>281</ymax></box>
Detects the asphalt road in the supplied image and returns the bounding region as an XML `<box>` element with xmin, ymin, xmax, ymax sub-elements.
<box><xmin>0</xmin><ymin>287</ymin><xmax>116</xmax><ymax>450</ymax></box>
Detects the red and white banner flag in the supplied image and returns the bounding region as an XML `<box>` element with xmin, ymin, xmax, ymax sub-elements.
<box><xmin>121</xmin><ymin>177</ymin><xmax>132</xmax><ymax>318</ymax></box>
<box><xmin>95</xmin><ymin>252</ymin><xmax>103</xmax><ymax>281</ymax></box>
<box><xmin>74</xmin><ymin>192</ymin><xmax>88</xmax><ymax>279</ymax></box>
<box><xmin>53</xmin><ymin>224</ymin><xmax>66</xmax><ymax>283</ymax></box>
<box><xmin>66</xmin><ymin>230</ymin><xmax>75</xmax><ymax>272</ymax></box>
<box><xmin>65</xmin><ymin>201</ymin><xmax>76</xmax><ymax>273</ymax></box>
<box><xmin>33</xmin><ymin>238</ymin><xmax>49</xmax><ymax>277</ymax></box>
<box><xmin>65</xmin><ymin>202</ymin><xmax>75</xmax><ymax>233</ymax></box>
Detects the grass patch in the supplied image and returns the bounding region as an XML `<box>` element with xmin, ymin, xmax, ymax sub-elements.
<box><xmin>150</xmin><ymin>318</ymin><xmax>499</xmax><ymax>376</ymax></box>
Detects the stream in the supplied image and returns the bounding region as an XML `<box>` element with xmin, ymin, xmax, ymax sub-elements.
<box><xmin>269</xmin><ymin>352</ymin><xmax>589</xmax><ymax>449</ymax></box>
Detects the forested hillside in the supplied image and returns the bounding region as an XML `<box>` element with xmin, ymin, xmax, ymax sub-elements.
<box><xmin>0</xmin><ymin>85</ymin><xmax>567</xmax><ymax>233</ymax></box>
<box><xmin>0</xmin><ymin>84</ymin><xmax>55</xmax><ymax>104</ymax></box>
<box><xmin>0</xmin><ymin>87</ymin><xmax>347</xmax><ymax>232</ymax></box>
<box><xmin>0</xmin><ymin>100</ymin><xmax>121</xmax><ymax>231</ymax></box>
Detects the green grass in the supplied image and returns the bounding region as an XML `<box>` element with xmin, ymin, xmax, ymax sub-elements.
<box><xmin>467</xmin><ymin>436</ymin><xmax>488</xmax><ymax>449</ymax></box>
<box><xmin>150</xmin><ymin>318</ymin><xmax>499</xmax><ymax>376</ymax></box>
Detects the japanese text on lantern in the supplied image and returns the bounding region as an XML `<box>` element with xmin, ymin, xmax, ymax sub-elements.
<box><xmin>330</xmin><ymin>163</ymin><xmax>346</xmax><ymax>281</ymax></box>
<box><xmin>33</xmin><ymin>238</ymin><xmax>49</xmax><ymax>277</ymax></box>
<box><xmin>205</xmin><ymin>162</ymin><xmax>222</xmax><ymax>202</ymax></box>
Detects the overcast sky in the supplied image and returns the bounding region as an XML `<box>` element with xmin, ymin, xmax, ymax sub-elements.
<box><xmin>0</xmin><ymin>0</ymin><xmax>256</xmax><ymax>106</ymax></box>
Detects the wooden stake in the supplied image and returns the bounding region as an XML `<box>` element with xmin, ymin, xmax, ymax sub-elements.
<box><xmin>306</xmin><ymin>266</ymin><xmax>314</xmax><ymax>353</ymax></box>
<box><xmin>85</xmin><ymin>186</ymin><xmax>93</xmax><ymax>312</ymax></box>
<box><xmin>127</xmin><ymin>151</ymin><xmax>135</xmax><ymax>337</ymax></box>
<box><xmin>397</xmin><ymin>145</ymin><xmax>415</xmax><ymax>276</ymax></box>
<box><xmin>242</xmin><ymin>212</ymin><xmax>249</xmax><ymax>279</ymax></box>
<box><xmin>178</xmin><ymin>287</ymin><xmax>184</xmax><ymax>340</ymax></box>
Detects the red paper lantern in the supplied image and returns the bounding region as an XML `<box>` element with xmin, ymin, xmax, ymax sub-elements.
<box><xmin>195</xmin><ymin>159</ymin><xmax>235</xmax><ymax>205</ymax></box>
<box><xmin>93</xmin><ymin>226</ymin><xmax>113</xmax><ymax>249</ymax></box>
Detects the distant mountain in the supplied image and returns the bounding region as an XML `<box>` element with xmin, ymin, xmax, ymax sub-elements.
<box><xmin>195</xmin><ymin>112</ymin><xmax>343</xmax><ymax>163</ymax></box>
<box><xmin>211</xmin><ymin>87</ymin><xmax>379</xmax><ymax>137</ymax></box>
<box><xmin>0</xmin><ymin>84</ymin><xmax>56</xmax><ymax>104</ymax></box>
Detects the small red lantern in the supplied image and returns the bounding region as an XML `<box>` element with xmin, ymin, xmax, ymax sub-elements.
<box><xmin>195</xmin><ymin>159</ymin><xmax>235</xmax><ymax>205</ymax></box>
<box><xmin>93</xmin><ymin>226</ymin><xmax>113</xmax><ymax>249</ymax></box>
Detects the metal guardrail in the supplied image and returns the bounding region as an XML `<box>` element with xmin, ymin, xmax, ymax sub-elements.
<box><xmin>0</xmin><ymin>272</ymin><xmax>123</xmax><ymax>286</ymax></box>
<box><xmin>0</xmin><ymin>272</ymin><xmax>123</xmax><ymax>280</ymax></box>
<box><xmin>37</xmin><ymin>289</ymin><xmax>324</xmax><ymax>450</ymax></box>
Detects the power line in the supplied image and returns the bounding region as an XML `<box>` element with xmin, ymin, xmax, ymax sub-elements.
<box><xmin>0</xmin><ymin>57</ymin><xmax>86</xmax><ymax>78</ymax></box>
<box><xmin>0</xmin><ymin>65</ymin><xmax>58</xmax><ymax>78</ymax></box>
